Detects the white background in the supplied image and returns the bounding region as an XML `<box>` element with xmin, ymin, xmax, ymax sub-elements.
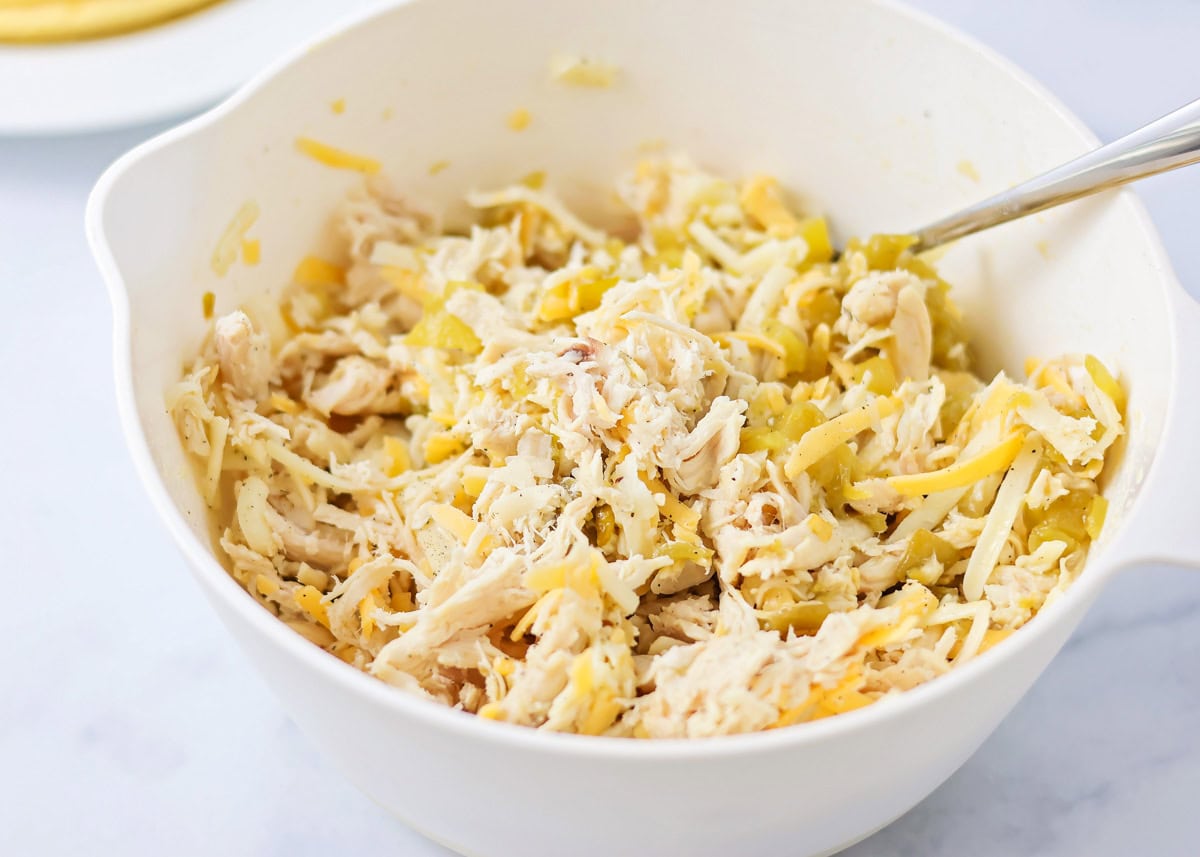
<box><xmin>2</xmin><ymin>1</ymin><xmax>1198</xmax><ymax>855</ymax></box>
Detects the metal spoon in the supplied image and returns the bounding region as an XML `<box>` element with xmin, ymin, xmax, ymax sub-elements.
<box><xmin>909</xmin><ymin>97</ymin><xmax>1200</xmax><ymax>253</ymax></box>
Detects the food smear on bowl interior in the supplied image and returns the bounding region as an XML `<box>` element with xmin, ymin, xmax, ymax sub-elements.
<box><xmin>170</xmin><ymin>156</ymin><xmax>1123</xmax><ymax>738</ymax></box>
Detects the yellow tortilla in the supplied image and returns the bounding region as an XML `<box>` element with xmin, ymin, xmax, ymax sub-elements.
<box><xmin>0</xmin><ymin>0</ymin><xmax>224</xmax><ymax>43</ymax></box>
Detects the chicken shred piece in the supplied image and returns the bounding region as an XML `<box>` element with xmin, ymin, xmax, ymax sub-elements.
<box><xmin>215</xmin><ymin>310</ymin><xmax>271</xmax><ymax>399</ymax></box>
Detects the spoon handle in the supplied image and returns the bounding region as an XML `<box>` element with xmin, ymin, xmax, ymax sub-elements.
<box><xmin>912</xmin><ymin>97</ymin><xmax>1200</xmax><ymax>252</ymax></box>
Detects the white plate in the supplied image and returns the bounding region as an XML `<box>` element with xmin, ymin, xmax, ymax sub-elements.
<box><xmin>0</xmin><ymin>0</ymin><xmax>383</xmax><ymax>135</ymax></box>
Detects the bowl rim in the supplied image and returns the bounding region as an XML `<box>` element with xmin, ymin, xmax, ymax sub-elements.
<box><xmin>86</xmin><ymin>0</ymin><xmax>1188</xmax><ymax>761</ymax></box>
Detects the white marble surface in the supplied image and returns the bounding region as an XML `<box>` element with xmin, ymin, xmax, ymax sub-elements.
<box><xmin>3</xmin><ymin>2</ymin><xmax>1199</xmax><ymax>855</ymax></box>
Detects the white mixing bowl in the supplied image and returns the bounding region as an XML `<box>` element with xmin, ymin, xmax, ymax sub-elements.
<box><xmin>86</xmin><ymin>1</ymin><xmax>1200</xmax><ymax>854</ymax></box>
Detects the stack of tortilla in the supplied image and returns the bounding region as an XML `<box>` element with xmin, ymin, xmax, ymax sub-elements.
<box><xmin>0</xmin><ymin>0</ymin><xmax>222</xmax><ymax>42</ymax></box>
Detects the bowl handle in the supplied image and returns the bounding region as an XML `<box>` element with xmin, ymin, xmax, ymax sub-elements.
<box><xmin>1109</xmin><ymin>287</ymin><xmax>1200</xmax><ymax>571</ymax></box>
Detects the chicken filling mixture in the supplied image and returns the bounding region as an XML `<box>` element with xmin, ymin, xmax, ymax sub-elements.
<box><xmin>171</xmin><ymin>156</ymin><xmax>1125</xmax><ymax>738</ymax></box>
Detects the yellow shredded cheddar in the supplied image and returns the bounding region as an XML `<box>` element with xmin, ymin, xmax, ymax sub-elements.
<box><xmin>292</xmin><ymin>255</ymin><xmax>345</xmax><ymax>286</ymax></box>
<box><xmin>888</xmin><ymin>431</ymin><xmax>1025</xmax><ymax>496</ymax></box>
<box><xmin>254</xmin><ymin>574</ymin><xmax>279</xmax><ymax>596</ymax></box>
<box><xmin>1086</xmin><ymin>494</ymin><xmax>1108</xmax><ymax>540</ymax></box>
<box><xmin>269</xmin><ymin>393</ymin><xmax>300</xmax><ymax>415</ymax></box>
<box><xmin>712</xmin><ymin>330</ymin><xmax>789</xmax><ymax>359</ymax></box>
<box><xmin>383</xmin><ymin>436</ymin><xmax>410</xmax><ymax>477</ymax></box>
<box><xmin>429</xmin><ymin>504</ymin><xmax>479</xmax><ymax>543</ymax></box>
<box><xmin>740</xmin><ymin>175</ymin><xmax>799</xmax><ymax>238</ymax></box>
<box><xmin>978</xmin><ymin>628</ymin><xmax>1014</xmax><ymax>655</ymax></box>
<box><xmin>1085</xmin><ymin>354</ymin><xmax>1126</xmax><ymax>413</ymax></box>
<box><xmin>549</xmin><ymin>54</ymin><xmax>619</xmax><ymax>88</ymax></box>
<box><xmin>785</xmin><ymin>397</ymin><xmax>899</xmax><ymax>478</ymax></box>
<box><xmin>506</xmin><ymin>108</ymin><xmax>532</xmax><ymax>131</ymax></box>
<box><xmin>359</xmin><ymin>589</ymin><xmax>379</xmax><ymax>635</ymax></box>
<box><xmin>295</xmin><ymin>136</ymin><xmax>381</xmax><ymax>174</ymax></box>
<box><xmin>461</xmin><ymin>470</ymin><xmax>489</xmax><ymax>498</ymax></box>
<box><xmin>240</xmin><ymin>237</ymin><xmax>260</xmax><ymax>266</ymax></box>
<box><xmin>294</xmin><ymin>585</ymin><xmax>330</xmax><ymax>629</ymax></box>
<box><xmin>807</xmin><ymin>514</ymin><xmax>834</xmax><ymax>542</ymax></box>
<box><xmin>423</xmin><ymin>432</ymin><xmax>466</xmax><ymax>464</ymax></box>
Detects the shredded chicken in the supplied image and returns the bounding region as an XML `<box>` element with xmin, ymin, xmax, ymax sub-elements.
<box><xmin>214</xmin><ymin>310</ymin><xmax>271</xmax><ymax>400</ymax></box>
<box><xmin>173</xmin><ymin>155</ymin><xmax>1124</xmax><ymax>737</ymax></box>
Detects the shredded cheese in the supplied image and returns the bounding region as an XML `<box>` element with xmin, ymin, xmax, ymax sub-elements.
<box><xmin>785</xmin><ymin>397</ymin><xmax>899</xmax><ymax>478</ymax></box>
<box><xmin>888</xmin><ymin>431</ymin><xmax>1025</xmax><ymax>496</ymax></box>
<box><xmin>506</xmin><ymin>108</ymin><xmax>532</xmax><ymax>131</ymax></box>
<box><xmin>740</xmin><ymin>175</ymin><xmax>799</xmax><ymax>238</ymax></box>
<box><xmin>211</xmin><ymin>200</ymin><xmax>259</xmax><ymax>276</ymax></box>
<box><xmin>807</xmin><ymin>514</ymin><xmax>834</xmax><ymax>542</ymax></box>
<box><xmin>295</xmin><ymin>136</ymin><xmax>381</xmax><ymax>174</ymax></box>
<box><xmin>962</xmin><ymin>435</ymin><xmax>1044</xmax><ymax>600</ymax></box>
<box><xmin>292</xmin><ymin>256</ymin><xmax>345</xmax><ymax>286</ymax></box>
<box><xmin>294</xmin><ymin>585</ymin><xmax>331</xmax><ymax>629</ymax></box>
<box><xmin>384</xmin><ymin>436</ymin><xmax>410</xmax><ymax>477</ymax></box>
<box><xmin>240</xmin><ymin>237</ymin><xmax>261</xmax><ymax>266</ymax></box>
<box><xmin>712</xmin><ymin>330</ymin><xmax>788</xmax><ymax>359</ymax></box>
<box><xmin>549</xmin><ymin>54</ymin><xmax>619</xmax><ymax>88</ymax></box>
